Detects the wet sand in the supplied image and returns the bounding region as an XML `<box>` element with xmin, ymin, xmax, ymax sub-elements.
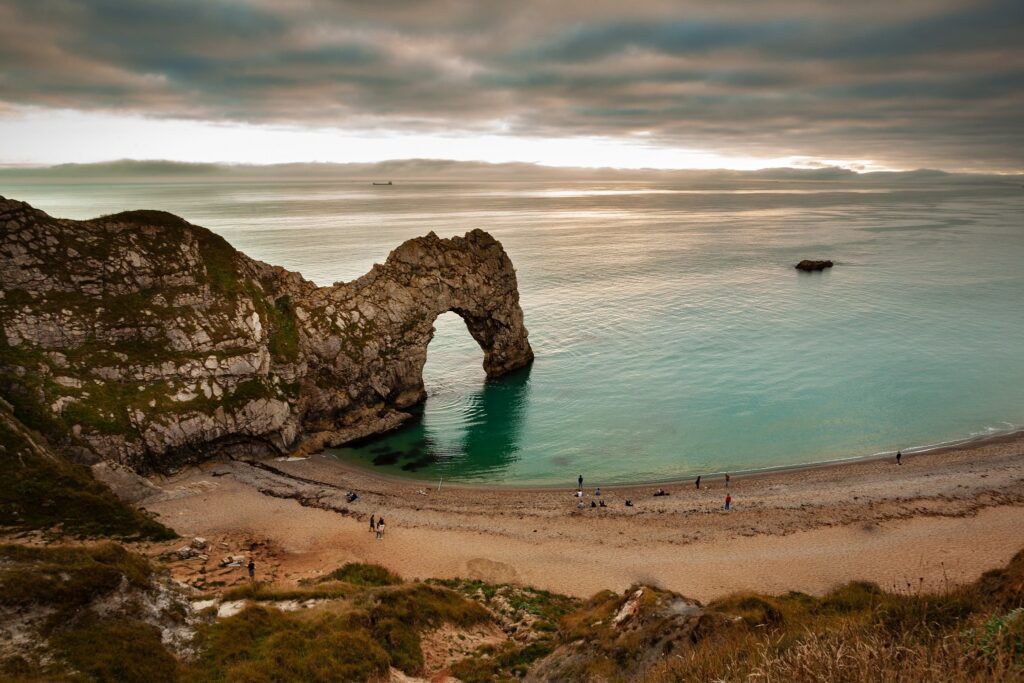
<box><xmin>142</xmin><ymin>433</ymin><xmax>1024</xmax><ymax>601</ymax></box>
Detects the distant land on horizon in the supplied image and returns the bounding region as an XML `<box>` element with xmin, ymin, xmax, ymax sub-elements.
<box><xmin>2</xmin><ymin>158</ymin><xmax>1022</xmax><ymax>185</ymax></box>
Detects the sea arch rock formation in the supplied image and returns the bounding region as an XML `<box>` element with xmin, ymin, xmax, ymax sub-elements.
<box><xmin>0</xmin><ymin>196</ymin><xmax>533</xmax><ymax>472</ymax></box>
<box><xmin>316</xmin><ymin>229</ymin><xmax>535</xmax><ymax>410</ymax></box>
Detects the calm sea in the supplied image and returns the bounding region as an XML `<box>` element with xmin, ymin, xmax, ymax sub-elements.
<box><xmin>4</xmin><ymin>174</ymin><xmax>1023</xmax><ymax>486</ymax></box>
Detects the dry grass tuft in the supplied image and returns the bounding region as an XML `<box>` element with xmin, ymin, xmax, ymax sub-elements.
<box><xmin>650</xmin><ymin>569</ymin><xmax>1024</xmax><ymax>683</ymax></box>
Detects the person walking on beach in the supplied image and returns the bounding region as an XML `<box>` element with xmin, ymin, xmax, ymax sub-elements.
<box><xmin>695</xmin><ymin>475</ymin><xmax>701</xmax><ymax>489</ymax></box>
<box><xmin>896</xmin><ymin>450</ymin><xmax>902</xmax><ymax>466</ymax></box>
<box><xmin>724</xmin><ymin>494</ymin><xmax>732</xmax><ymax>511</ymax></box>
<box><xmin>376</xmin><ymin>518</ymin><xmax>385</xmax><ymax>540</ymax></box>
<box><xmin>578</xmin><ymin>474</ymin><xmax>583</xmax><ymax>491</ymax></box>
<box><xmin>725</xmin><ymin>473</ymin><xmax>731</xmax><ymax>489</ymax></box>
<box><xmin>369</xmin><ymin>514</ymin><xmax>375</xmax><ymax>532</ymax></box>
<box><xmin>247</xmin><ymin>559</ymin><xmax>255</xmax><ymax>582</ymax></box>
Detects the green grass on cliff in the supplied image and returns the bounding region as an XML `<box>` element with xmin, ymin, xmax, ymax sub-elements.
<box><xmin>0</xmin><ymin>543</ymin><xmax>152</xmax><ymax>609</ymax></box>
<box><xmin>0</xmin><ymin>543</ymin><xmax>179</xmax><ymax>683</ymax></box>
<box><xmin>51</xmin><ymin>614</ymin><xmax>179</xmax><ymax>683</ymax></box>
<box><xmin>0</xmin><ymin>207</ymin><xmax>305</xmax><ymax>464</ymax></box>
<box><xmin>0</xmin><ymin>406</ymin><xmax>174</xmax><ymax>540</ymax></box>
<box><xmin>265</xmin><ymin>295</ymin><xmax>300</xmax><ymax>361</ymax></box>
<box><xmin>184</xmin><ymin>605</ymin><xmax>390</xmax><ymax>683</ymax></box>
<box><xmin>1</xmin><ymin>543</ymin><xmax>1022</xmax><ymax>683</ymax></box>
<box><xmin>188</xmin><ymin>573</ymin><xmax>490</xmax><ymax>681</ymax></box>
<box><xmin>96</xmin><ymin>209</ymin><xmax>193</xmax><ymax>231</ymax></box>
<box><xmin>437</xmin><ymin>578</ymin><xmax>581</xmax><ymax>682</ymax></box>
<box><xmin>315</xmin><ymin>562</ymin><xmax>403</xmax><ymax>587</ymax></box>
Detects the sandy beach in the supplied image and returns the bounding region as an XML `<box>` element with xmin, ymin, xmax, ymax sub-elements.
<box><xmin>140</xmin><ymin>433</ymin><xmax>1024</xmax><ymax>601</ymax></box>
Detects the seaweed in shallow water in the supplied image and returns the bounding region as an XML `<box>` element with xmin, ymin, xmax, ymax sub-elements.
<box><xmin>401</xmin><ymin>454</ymin><xmax>438</xmax><ymax>471</ymax></box>
<box><xmin>372</xmin><ymin>450</ymin><xmax>405</xmax><ymax>466</ymax></box>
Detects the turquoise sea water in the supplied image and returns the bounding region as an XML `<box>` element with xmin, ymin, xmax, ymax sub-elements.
<box><xmin>3</xmin><ymin>174</ymin><xmax>1023</xmax><ymax>486</ymax></box>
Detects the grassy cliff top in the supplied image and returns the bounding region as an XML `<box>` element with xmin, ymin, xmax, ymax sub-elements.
<box><xmin>0</xmin><ymin>401</ymin><xmax>174</xmax><ymax>540</ymax></box>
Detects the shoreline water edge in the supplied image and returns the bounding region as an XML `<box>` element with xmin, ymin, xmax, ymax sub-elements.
<box><xmin>326</xmin><ymin>422</ymin><xmax>1024</xmax><ymax>490</ymax></box>
<box><xmin>140</xmin><ymin>426</ymin><xmax>1024</xmax><ymax>600</ymax></box>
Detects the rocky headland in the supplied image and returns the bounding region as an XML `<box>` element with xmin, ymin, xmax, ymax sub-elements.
<box><xmin>0</xmin><ymin>196</ymin><xmax>533</xmax><ymax>476</ymax></box>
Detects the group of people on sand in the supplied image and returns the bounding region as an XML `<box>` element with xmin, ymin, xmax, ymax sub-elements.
<box><xmin>575</xmin><ymin>476</ymin><xmax>608</xmax><ymax>508</ymax></box>
<box><xmin>573</xmin><ymin>451</ymin><xmax>907</xmax><ymax>515</ymax></box>
<box><xmin>368</xmin><ymin>513</ymin><xmax>386</xmax><ymax>539</ymax></box>
<box><xmin>575</xmin><ymin>473</ymin><xmax>736</xmax><ymax>511</ymax></box>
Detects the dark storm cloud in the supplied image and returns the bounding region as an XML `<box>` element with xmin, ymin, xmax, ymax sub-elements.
<box><xmin>517</xmin><ymin>0</ymin><xmax>1023</xmax><ymax>63</ymax></box>
<box><xmin>513</xmin><ymin>19</ymin><xmax>801</xmax><ymax>63</ymax></box>
<box><xmin>1</xmin><ymin>0</ymin><xmax>1022</xmax><ymax>169</ymax></box>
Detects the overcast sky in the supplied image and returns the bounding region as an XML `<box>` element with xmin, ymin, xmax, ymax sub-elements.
<box><xmin>1</xmin><ymin>0</ymin><xmax>1021</xmax><ymax>171</ymax></box>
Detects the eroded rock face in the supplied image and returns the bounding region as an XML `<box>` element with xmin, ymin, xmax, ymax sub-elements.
<box><xmin>0</xmin><ymin>196</ymin><xmax>533</xmax><ymax>471</ymax></box>
<box><xmin>525</xmin><ymin>585</ymin><xmax>711</xmax><ymax>683</ymax></box>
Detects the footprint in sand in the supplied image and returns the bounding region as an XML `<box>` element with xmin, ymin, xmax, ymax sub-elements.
<box><xmin>466</xmin><ymin>558</ymin><xmax>520</xmax><ymax>585</ymax></box>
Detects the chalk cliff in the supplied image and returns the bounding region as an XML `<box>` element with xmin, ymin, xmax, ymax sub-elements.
<box><xmin>0</xmin><ymin>196</ymin><xmax>533</xmax><ymax>472</ymax></box>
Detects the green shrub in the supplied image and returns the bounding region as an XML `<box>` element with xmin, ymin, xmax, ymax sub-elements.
<box><xmin>970</xmin><ymin>608</ymin><xmax>1024</xmax><ymax>662</ymax></box>
<box><xmin>451</xmin><ymin>640</ymin><xmax>556</xmax><ymax>683</ymax></box>
<box><xmin>221</xmin><ymin>581</ymin><xmax>354</xmax><ymax>602</ymax></box>
<box><xmin>818</xmin><ymin>580</ymin><xmax>885</xmax><ymax>614</ymax></box>
<box><xmin>366</xmin><ymin>583</ymin><xmax>490</xmax><ymax>631</ymax></box>
<box><xmin>372</xmin><ymin>616</ymin><xmax>423</xmax><ymax>673</ymax></box>
<box><xmin>0</xmin><ymin>411</ymin><xmax>175</xmax><ymax>540</ymax></box>
<box><xmin>185</xmin><ymin>606</ymin><xmax>390</xmax><ymax>683</ymax></box>
<box><xmin>710</xmin><ymin>594</ymin><xmax>785</xmax><ymax>627</ymax></box>
<box><xmin>52</xmin><ymin>615</ymin><xmax>178</xmax><ymax>683</ymax></box>
<box><xmin>874</xmin><ymin>592</ymin><xmax>976</xmax><ymax>636</ymax></box>
<box><xmin>265</xmin><ymin>295</ymin><xmax>300</xmax><ymax>361</ymax></box>
<box><xmin>355</xmin><ymin>583</ymin><xmax>491</xmax><ymax>675</ymax></box>
<box><xmin>318</xmin><ymin>562</ymin><xmax>402</xmax><ymax>587</ymax></box>
<box><xmin>188</xmin><ymin>583</ymin><xmax>489</xmax><ymax>680</ymax></box>
<box><xmin>0</xmin><ymin>543</ymin><xmax>152</xmax><ymax>612</ymax></box>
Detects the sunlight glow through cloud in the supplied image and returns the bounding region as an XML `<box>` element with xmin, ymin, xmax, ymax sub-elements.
<box><xmin>0</xmin><ymin>108</ymin><xmax>889</xmax><ymax>171</ymax></box>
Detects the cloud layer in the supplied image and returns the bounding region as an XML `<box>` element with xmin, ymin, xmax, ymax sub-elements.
<box><xmin>1</xmin><ymin>0</ymin><xmax>1022</xmax><ymax>170</ymax></box>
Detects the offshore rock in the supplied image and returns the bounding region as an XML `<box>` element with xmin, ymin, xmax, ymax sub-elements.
<box><xmin>794</xmin><ymin>259</ymin><xmax>834</xmax><ymax>271</ymax></box>
<box><xmin>0</xmin><ymin>196</ymin><xmax>533</xmax><ymax>472</ymax></box>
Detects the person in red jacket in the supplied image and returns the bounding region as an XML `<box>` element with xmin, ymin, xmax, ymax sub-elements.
<box><xmin>724</xmin><ymin>494</ymin><xmax>732</xmax><ymax>511</ymax></box>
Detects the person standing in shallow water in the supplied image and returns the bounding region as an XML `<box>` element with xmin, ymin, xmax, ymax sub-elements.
<box><xmin>896</xmin><ymin>450</ymin><xmax>902</xmax><ymax>466</ymax></box>
<box><xmin>695</xmin><ymin>476</ymin><xmax>701</xmax><ymax>489</ymax></box>
<box><xmin>578</xmin><ymin>474</ymin><xmax>583</xmax><ymax>491</ymax></box>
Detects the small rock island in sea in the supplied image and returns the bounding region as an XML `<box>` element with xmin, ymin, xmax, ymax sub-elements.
<box><xmin>794</xmin><ymin>259</ymin><xmax>834</xmax><ymax>271</ymax></box>
<box><xmin>0</xmin><ymin>196</ymin><xmax>533</xmax><ymax>477</ymax></box>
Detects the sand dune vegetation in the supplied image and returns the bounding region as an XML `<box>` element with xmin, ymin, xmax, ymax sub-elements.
<box><xmin>1</xmin><ymin>537</ymin><xmax>1021</xmax><ymax>682</ymax></box>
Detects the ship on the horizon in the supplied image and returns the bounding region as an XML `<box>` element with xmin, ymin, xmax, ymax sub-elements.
<box><xmin>372</xmin><ymin>180</ymin><xmax>393</xmax><ymax>186</ymax></box>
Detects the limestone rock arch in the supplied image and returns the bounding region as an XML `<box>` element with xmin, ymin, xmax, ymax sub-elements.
<box><xmin>297</xmin><ymin>229</ymin><xmax>535</xmax><ymax>436</ymax></box>
<box><xmin>0</xmin><ymin>195</ymin><xmax>533</xmax><ymax>469</ymax></box>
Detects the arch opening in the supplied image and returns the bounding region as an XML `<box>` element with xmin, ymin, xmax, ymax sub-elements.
<box><xmin>334</xmin><ymin>310</ymin><xmax>533</xmax><ymax>478</ymax></box>
<box><xmin>422</xmin><ymin>310</ymin><xmax>487</xmax><ymax>400</ymax></box>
